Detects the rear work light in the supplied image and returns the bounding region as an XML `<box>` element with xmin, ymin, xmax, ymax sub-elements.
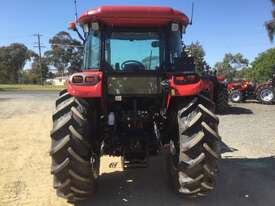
<box><xmin>173</xmin><ymin>74</ymin><xmax>200</xmax><ymax>85</ymax></box>
<box><xmin>70</xmin><ymin>73</ymin><xmax>100</xmax><ymax>85</ymax></box>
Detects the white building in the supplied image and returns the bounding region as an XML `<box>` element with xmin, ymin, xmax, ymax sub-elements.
<box><xmin>46</xmin><ymin>76</ymin><xmax>68</xmax><ymax>86</ymax></box>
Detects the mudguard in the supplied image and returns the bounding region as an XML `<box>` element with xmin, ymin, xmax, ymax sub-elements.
<box><xmin>166</xmin><ymin>77</ymin><xmax>214</xmax><ymax>110</ymax></box>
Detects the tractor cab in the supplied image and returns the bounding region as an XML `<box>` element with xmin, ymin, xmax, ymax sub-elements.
<box><xmin>68</xmin><ymin>6</ymin><xmax>194</xmax><ymax>97</ymax></box>
<box><xmin>79</xmin><ymin>7</ymin><xmax>191</xmax><ymax>73</ymax></box>
<box><xmin>78</xmin><ymin>6</ymin><xmax>189</xmax><ymax>72</ymax></box>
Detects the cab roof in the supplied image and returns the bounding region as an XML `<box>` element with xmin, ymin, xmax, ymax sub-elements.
<box><xmin>79</xmin><ymin>6</ymin><xmax>189</xmax><ymax>27</ymax></box>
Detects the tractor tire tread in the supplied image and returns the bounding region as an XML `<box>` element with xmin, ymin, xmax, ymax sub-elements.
<box><xmin>168</xmin><ymin>95</ymin><xmax>221</xmax><ymax>197</ymax></box>
<box><xmin>50</xmin><ymin>91</ymin><xmax>98</xmax><ymax>203</ymax></box>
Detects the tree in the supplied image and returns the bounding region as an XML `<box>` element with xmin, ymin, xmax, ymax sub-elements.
<box><xmin>0</xmin><ymin>43</ymin><xmax>35</xmax><ymax>83</ymax></box>
<box><xmin>249</xmin><ymin>48</ymin><xmax>275</xmax><ymax>82</ymax></box>
<box><xmin>45</xmin><ymin>31</ymin><xmax>83</xmax><ymax>76</ymax></box>
<box><xmin>185</xmin><ymin>41</ymin><xmax>207</xmax><ymax>73</ymax></box>
<box><xmin>235</xmin><ymin>67</ymin><xmax>253</xmax><ymax>80</ymax></box>
<box><xmin>232</xmin><ymin>48</ymin><xmax>275</xmax><ymax>82</ymax></box>
<box><xmin>265</xmin><ymin>0</ymin><xmax>275</xmax><ymax>41</ymax></box>
<box><xmin>22</xmin><ymin>70</ymin><xmax>39</xmax><ymax>84</ymax></box>
<box><xmin>215</xmin><ymin>53</ymin><xmax>249</xmax><ymax>81</ymax></box>
<box><xmin>28</xmin><ymin>57</ymin><xmax>49</xmax><ymax>84</ymax></box>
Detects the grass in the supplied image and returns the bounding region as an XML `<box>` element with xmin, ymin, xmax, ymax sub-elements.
<box><xmin>0</xmin><ymin>84</ymin><xmax>65</xmax><ymax>91</ymax></box>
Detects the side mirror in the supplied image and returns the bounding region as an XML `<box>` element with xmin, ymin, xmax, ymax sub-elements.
<box><xmin>68</xmin><ymin>22</ymin><xmax>77</xmax><ymax>30</ymax></box>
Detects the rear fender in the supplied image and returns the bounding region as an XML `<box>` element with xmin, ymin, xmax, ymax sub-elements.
<box><xmin>256</xmin><ymin>82</ymin><xmax>273</xmax><ymax>91</ymax></box>
<box><xmin>228</xmin><ymin>84</ymin><xmax>243</xmax><ymax>93</ymax></box>
<box><xmin>166</xmin><ymin>78</ymin><xmax>214</xmax><ymax>111</ymax></box>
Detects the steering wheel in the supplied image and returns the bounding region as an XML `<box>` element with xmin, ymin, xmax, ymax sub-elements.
<box><xmin>121</xmin><ymin>60</ymin><xmax>145</xmax><ymax>71</ymax></box>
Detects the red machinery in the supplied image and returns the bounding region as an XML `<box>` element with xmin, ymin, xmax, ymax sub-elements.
<box><xmin>228</xmin><ymin>79</ymin><xmax>274</xmax><ymax>104</ymax></box>
<box><xmin>50</xmin><ymin>6</ymin><xmax>226</xmax><ymax>203</ymax></box>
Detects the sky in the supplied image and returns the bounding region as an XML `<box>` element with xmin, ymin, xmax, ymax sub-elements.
<box><xmin>0</xmin><ymin>0</ymin><xmax>274</xmax><ymax>67</ymax></box>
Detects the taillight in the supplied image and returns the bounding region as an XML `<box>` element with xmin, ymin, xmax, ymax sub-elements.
<box><xmin>175</xmin><ymin>76</ymin><xmax>185</xmax><ymax>81</ymax></box>
<box><xmin>173</xmin><ymin>74</ymin><xmax>199</xmax><ymax>85</ymax></box>
<box><xmin>85</xmin><ymin>75</ymin><xmax>99</xmax><ymax>85</ymax></box>
<box><xmin>72</xmin><ymin>75</ymin><xmax>84</xmax><ymax>84</ymax></box>
<box><xmin>70</xmin><ymin>73</ymin><xmax>100</xmax><ymax>85</ymax></box>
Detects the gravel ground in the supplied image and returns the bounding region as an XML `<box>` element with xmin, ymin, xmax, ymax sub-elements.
<box><xmin>0</xmin><ymin>91</ymin><xmax>275</xmax><ymax>206</ymax></box>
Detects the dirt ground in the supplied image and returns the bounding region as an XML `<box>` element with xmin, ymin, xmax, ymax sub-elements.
<box><xmin>0</xmin><ymin>91</ymin><xmax>275</xmax><ymax>206</ymax></box>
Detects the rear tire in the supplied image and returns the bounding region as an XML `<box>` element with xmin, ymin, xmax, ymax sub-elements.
<box><xmin>167</xmin><ymin>95</ymin><xmax>221</xmax><ymax>197</ymax></box>
<box><xmin>59</xmin><ymin>88</ymin><xmax>68</xmax><ymax>96</ymax></box>
<box><xmin>50</xmin><ymin>90</ymin><xmax>100</xmax><ymax>203</ymax></box>
<box><xmin>229</xmin><ymin>90</ymin><xmax>243</xmax><ymax>103</ymax></box>
<box><xmin>215</xmin><ymin>87</ymin><xmax>229</xmax><ymax>113</ymax></box>
<box><xmin>256</xmin><ymin>86</ymin><xmax>274</xmax><ymax>104</ymax></box>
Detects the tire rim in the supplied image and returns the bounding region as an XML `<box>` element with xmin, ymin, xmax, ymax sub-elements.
<box><xmin>231</xmin><ymin>93</ymin><xmax>240</xmax><ymax>102</ymax></box>
<box><xmin>260</xmin><ymin>89</ymin><xmax>274</xmax><ymax>102</ymax></box>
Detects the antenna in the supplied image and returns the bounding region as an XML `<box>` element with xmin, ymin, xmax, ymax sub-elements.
<box><xmin>71</xmin><ymin>0</ymin><xmax>85</xmax><ymax>42</ymax></box>
<box><xmin>189</xmin><ymin>2</ymin><xmax>195</xmax><ymax>25</ymax></box>
<box><xmin>74</xmin><ymin>0</ymin><xmax>79</xmax><ymax>23</ymax></box>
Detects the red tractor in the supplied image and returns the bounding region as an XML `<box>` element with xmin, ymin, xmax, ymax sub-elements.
<box><xmin>50</xmin><ymin>6</ymin><xmax>228</xmax><ymax>203</ymax></box>
<box><xmin>228</xmin><ymin>75</ymin><xmax>275</xmax><ymax>104</ymax></box>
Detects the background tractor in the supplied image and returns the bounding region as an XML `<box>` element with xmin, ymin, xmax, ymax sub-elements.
<box><xmin>228</xmin><ymin>72</ymin><xmax>275</xmax><ymax>104</ymax></box>
<box><xmin>227</xmin><ymin>80</ymin><xmax>256</xmax><ymax>103</ymax></box>
<box><xmin>50</xmin><ymin>6</ymin><xmax>227</xmax><ymax>203</ymax></box>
